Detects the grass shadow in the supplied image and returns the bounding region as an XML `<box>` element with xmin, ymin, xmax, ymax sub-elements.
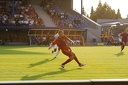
<box><xmin>28</xmin><ymin>58</ymin><xmax>56</xmax><ymax>68</ymax></box>
<box><xmin>21</xmin><ymin>68</ymin><xmax>83</xmax><ymax>80</ymax></box>
<box><xmin>0</xmin><ymin>49</ymin><xmax>50</xmax><ymax>55</ymax></box>
<box><xmin>114</xmin><ymin>52</ymin><xmax>125</xmax><ymax>57</ymax></box>
<box><xmin>0</xmin><ymin>46</ymin><xmax>50</xmax><ymax>55</ymax></box>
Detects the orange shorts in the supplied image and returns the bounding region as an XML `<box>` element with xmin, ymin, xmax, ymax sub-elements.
<box><xmin>61</xmin><ymin>46</ymin><xmax>72</xmax><ymax>57</ymax></box>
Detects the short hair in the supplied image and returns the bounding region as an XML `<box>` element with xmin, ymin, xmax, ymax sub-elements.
<box><xmin>58</xmin><ymin>29</ymin><xmax>64</xmax><ymax>34</ymax></box>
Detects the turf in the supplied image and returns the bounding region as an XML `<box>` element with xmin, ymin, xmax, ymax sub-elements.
<box><xmin>0</xmin><ymin>46</ymin><xmax>128</xmax><ymax>81</ymax></box>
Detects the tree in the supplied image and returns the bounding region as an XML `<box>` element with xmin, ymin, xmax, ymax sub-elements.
<box><xmin>82</xmin><ymin>7</ymin><xmax>87</xmax><ymax>16</ymax></box>
<box><xmin>89</xmin><ymin>0</ymin><xmax>122</xmax><ymax>21</ymax></box>
<box><xmin>95</xmin><ymin>0</ymin><xmax>103</xmax><ymax>20</ymax></box>
<box><xmin>116</xmin><ymin>9</ymin><xmax>122</xmax><ymax>19</ymax></box>
<box><xmin>90</xmin><ymin>6</ymin><xmax>96</xmax><ymax>21</ymax></box>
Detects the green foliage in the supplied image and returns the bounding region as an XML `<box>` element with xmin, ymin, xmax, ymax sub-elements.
<box><xmin>90</xmin><ymin>1</ymin><xmax>122</xmax><ymax>21</ymax></box>
<box><xmin>116</xmin><ymin>9</ymin><xmax>122</xmax><ymax>19</ymax></box>
<box><xmin>0</xmin><ymin>46</ymin><xmax>128</xmax><ymax>81</ymax></box>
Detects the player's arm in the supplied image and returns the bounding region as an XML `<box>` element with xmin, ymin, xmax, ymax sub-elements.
<box><xmin>65</xmin><ymin>35</ymin><xmax>74</xmax><ymax>44</ymax></box>
<box><xmin>118</xmin><ymin>33</ymin><xmax>121</xmax><ymax>37</ymax></box>
<box><xmin>118</xmin><ymin>33</ymin><xmax>122</xmax><ymax>38</ymax></box>
<box><xmin>48</xmin><ymin>43</ymin><xmax>53</xmax><ymax>50</ymax></box>
<box><xmin>48</xmin><ymin>38</ymin><xmax>58</xmax><ymax>50</ymax></box>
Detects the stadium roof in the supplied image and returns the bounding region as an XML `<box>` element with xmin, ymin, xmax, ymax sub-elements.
<box><xmin>98</xmin><ymin>21</ymin><xmax>121</xmax><ymax>26</ymax></box>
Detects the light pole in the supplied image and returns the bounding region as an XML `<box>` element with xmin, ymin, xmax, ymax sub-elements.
<box><xmin>81</xmin><ymin>0</ymin><xmax>83</xmax><ymax>16</ymax></box>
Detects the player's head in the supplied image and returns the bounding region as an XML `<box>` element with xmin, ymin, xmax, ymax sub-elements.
<box><xmin>58</xmin><ymin>29</ymin><xmax>64</xmax><ymax>37</ymax></box>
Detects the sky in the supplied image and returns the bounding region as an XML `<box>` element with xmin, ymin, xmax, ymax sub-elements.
<box><xmin>73</xmin><ymin>0</ymin><xmax>128</xmax><ymax>18</ymax></box>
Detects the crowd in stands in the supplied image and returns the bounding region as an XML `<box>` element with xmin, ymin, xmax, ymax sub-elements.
<box><xmin>0</xmin><ymin>0</ymin><xmax>88</xmax><ymax>28</ymax></box>
<box><xmin>42</xmin><ymin>0</ymin><xmax>88</xmax><ymax>28</ymax></box>
<box><xmin>0</xmin><ymin>0</ymin><xmax>44</xmax><ymax>27</ymax></box>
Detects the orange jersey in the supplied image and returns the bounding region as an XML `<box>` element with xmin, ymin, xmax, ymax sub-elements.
<box><xmin>104</xmin><ymin>33</ymin><xmax>108</xmax><ymax>38</ymax></box>
<box><xmin>52</xmin><ymin>35</ymin><xmax>72</xmax><ymax>57</ymax></box>
<box><xmin>120</xmin><ymin>32</ymin><xmax>128</xmax><ymax>43</ymax></box>
<box><xmin>52</xmin><ymin>35</ymin><xmax>70</xmax><ymax>50</ymax></box>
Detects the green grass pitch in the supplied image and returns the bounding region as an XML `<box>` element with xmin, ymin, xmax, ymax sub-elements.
<box><xmin>0</xmin><ymin>46</ymin><xmax>128</xmax><ymax>81</ymax></box>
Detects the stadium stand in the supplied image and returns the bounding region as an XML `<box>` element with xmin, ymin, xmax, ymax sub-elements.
<box><xmin>0</xmin><ymin>0</ymin><xmax>45</xmax><ymax>45</ymax></box>
<box><xmin>0</xmin><ymin>0</ymin><xmax>45</xmax><ymax>27</ymax></box>
<box><xmin>32</xmin><ymin>5</ymin><xmax>56</xmax><ymax>27</ymax></box>
<box><xmin>0</xmin><ymin>0</ymin><xmax>101</xmax><ymax>46</ymax></box>
<box><xmin>43</xmin><ymin>0</ymin><xmax>89</xmax><ymax>28</ymax></box>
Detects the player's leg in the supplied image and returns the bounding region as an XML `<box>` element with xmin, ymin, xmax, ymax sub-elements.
<box><xmin>70</xmin><ymin>52</ymin><xmax>85</xmax><ymax>67</ymax></box>
<box><xmin>54</xmin><ymin>49</ymin><xmax>60</xmax><ymax>58</ymax></box>
<box><xmin>61</xmin><ymin>59</ymin><xmax>73</xmax><ymax>68</ymax></box>
<box><xmin>52</xmin><ymin>44</ymin><xmax>57</xmax><ymax>53</ymax></box>
<box><xmin>52</xmin><ymin>48</ymin><xmax>57</xmax><ymax>53</ymax></box>
<box><xmin>61</xmin><ymin>49</ymin><xmax>76</xmax><ymax>68</ymax></box>
<box><xmin>61</xmin><ymin>50</ymin><xmax>73</xmax><ymax>68</ymax></box>
<box><xmin>61</xmin><ymin>50</ymin><xmax>85</xmax><ymax>68</ymax></box>
<box><xmin>121</xmin><ymin>41</ymin><xmax>126</xmax><ymax>52</ymax></box>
